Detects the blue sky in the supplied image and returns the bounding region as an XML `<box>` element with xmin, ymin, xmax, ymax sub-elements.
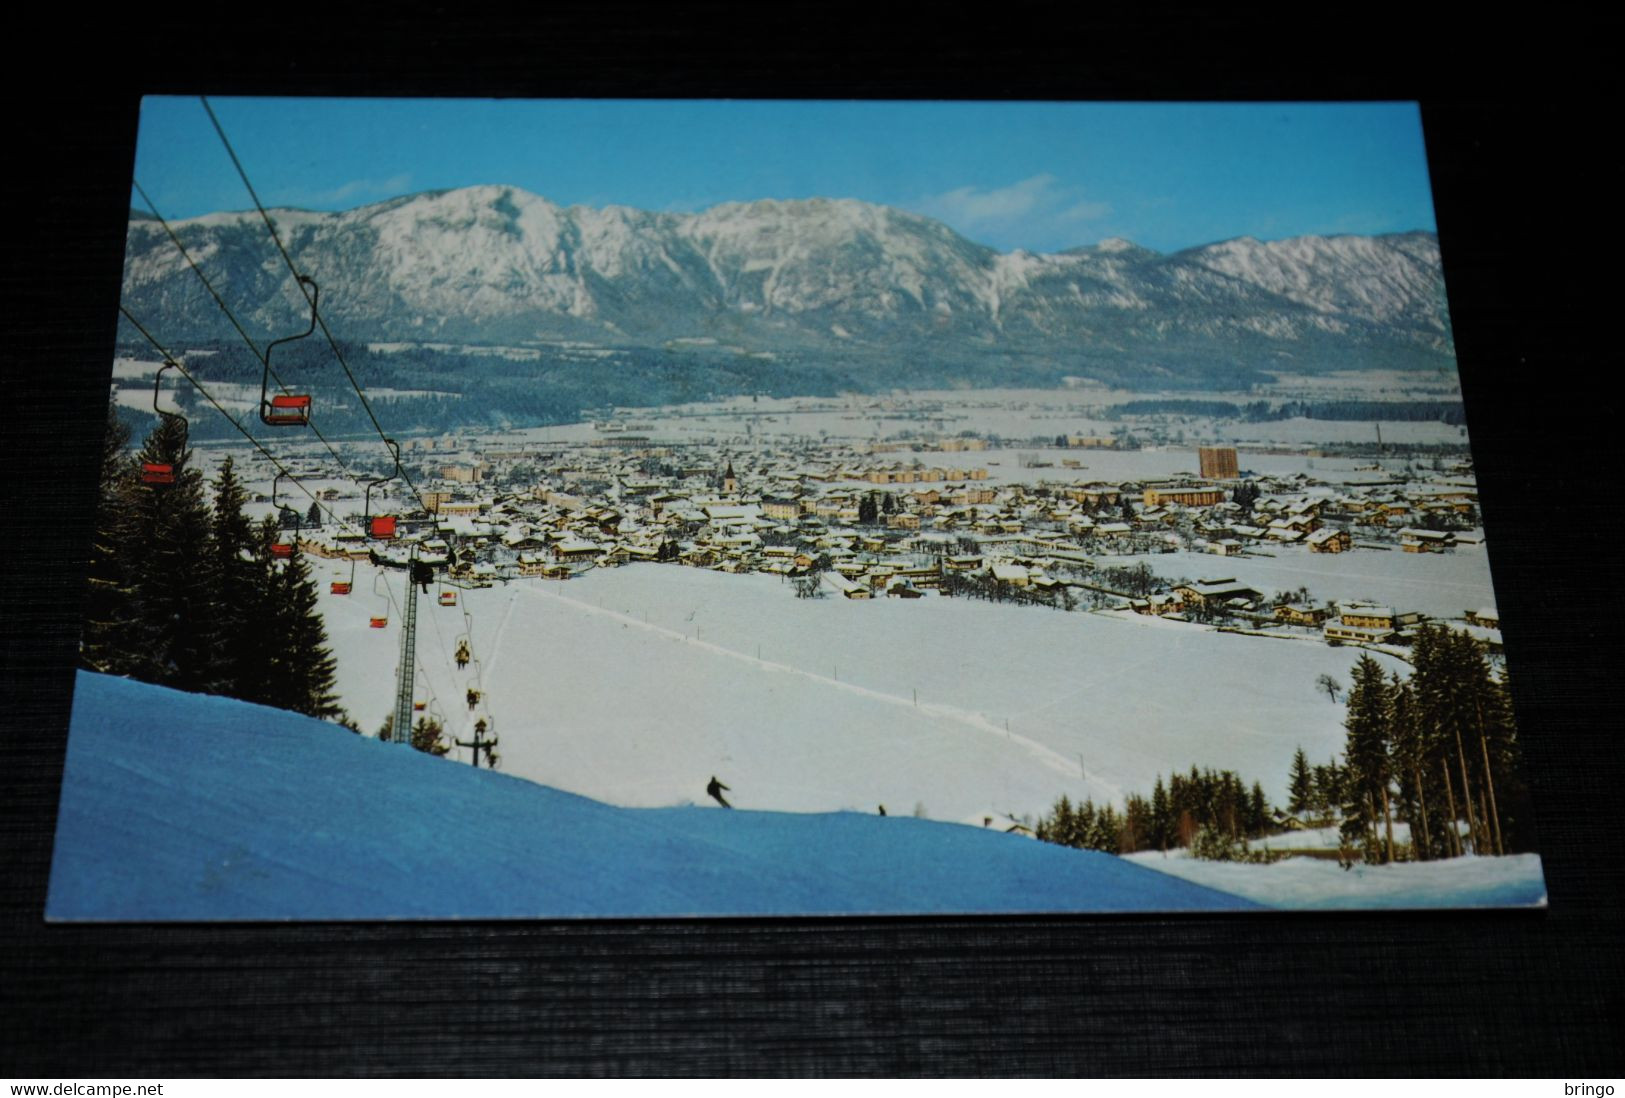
<box><xmin>132</xmin><ymin>98</ymin><xmax>1436</xmax><ymax>255</ymax></box>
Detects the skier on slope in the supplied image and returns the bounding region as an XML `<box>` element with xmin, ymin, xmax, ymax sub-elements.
<box><xmin>706</xmin><ymin>776</ymin><xmax>732</xmax><ymax>809</ymax></box>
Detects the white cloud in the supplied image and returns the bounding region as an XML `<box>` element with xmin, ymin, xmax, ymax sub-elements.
<box><xmin>278</xmin><ymin>174</ymin><xmax>415</xmax><ymax>209</ymax></box>
<box><xmin>915</xmin><ymin>174</ymin><xmax>1111</xmax><ymax>250</ymax></box>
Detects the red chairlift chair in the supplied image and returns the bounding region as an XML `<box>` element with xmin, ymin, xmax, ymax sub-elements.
<box><xmin>362</xmin><ymin>440</ymin><xmax>401</xmax><ymax>540</ymax></box>
<box><xmin>331</xmin><ymin>557</ymin><xmax>356</xmax><ymax>595</ymax></box>
<box><xmin>264</xmin><ymin>393</ymin><xmax>313</xmax><ymax>426</ymax></box>
<box><xmin>141</xmin><ymin>462</ymin><xmax>175</xmax><ymax>485</ymax></box>
<box><xmin>370</xmin><ymin>571</ymin><xmax>390</xmax><ymax>628</ymax></box>
<box><xmin>142</xmin><ymin>361</ymin><xmax>187</xmax><ymax>486</ymax></box>
<box><xmin>258</xmin><ymin>276</ymin><xmax>319</xmax><ymax>429</ymax></box>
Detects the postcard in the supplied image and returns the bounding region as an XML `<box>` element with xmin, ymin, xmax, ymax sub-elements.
<box><xmin>46</xmin><ymin>98</ymin><xmax>1545</xmax><ymax>918</ymax></box>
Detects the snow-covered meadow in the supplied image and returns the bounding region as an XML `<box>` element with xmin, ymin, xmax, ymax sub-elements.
<box><xmin>319</xmin><ymin>561</ymin><xmax>1405</xmax><ymax>824</ymax></box>
<box><xmin>1122</xmin><ymin>848</ymin><xmax>1546</xmax><ymax>910</ymax></box>
<box><xmin>1110</xmin><ymin>543</ymin><xmax>1498</xmax><ymax>622</ymax></box>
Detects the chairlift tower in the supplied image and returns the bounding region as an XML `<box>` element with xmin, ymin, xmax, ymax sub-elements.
<box><xmin>391</xmin><ymin>552</ymin><xmax>421</xmax><ymax>744</ymax></box>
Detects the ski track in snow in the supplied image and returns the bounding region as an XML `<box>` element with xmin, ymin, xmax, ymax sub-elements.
<box><xmin>481</xmin><ymin>584</ymin><xmax>521</xmax><ymax>682</ymax></box>
<box><xmin>513</xmin><ymin>581</ymin><xmax>1117</xmax><ymax>799</ymax></box>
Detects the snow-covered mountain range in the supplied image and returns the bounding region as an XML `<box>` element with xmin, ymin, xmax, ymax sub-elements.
<box><xmin>121</xmin><ymin>185</ymin><xmax>1454</xmax><ymax>386</ymax></box>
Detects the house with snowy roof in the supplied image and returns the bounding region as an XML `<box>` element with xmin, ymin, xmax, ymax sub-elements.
<box><xmin>1173</xmin><ymin>578</ymin><xmax>1263</xmax><ymax>608</ymax></box>
<box><xmin>823</xmin><ymin>572</ymin><xmax>871</xmax><ymax>599</ymax></box>
<box><xmin>1306</xmin><ymin>527</ymin><xmax>1351</xmax><ymax>553</ymax></box>
<box><xmin>1274</xmin><ymin>603</ymin><xmax>1328</xmax><ymax>627</ymax></box>
<box><xmin>1399</xmin><ymin>527</ymin><xmax>1455</xmax><ymax>553</ymax></box>
<box><xmin>991</xmin><ymin>563</ymin><xmax>1031</xmax><ymax>587</ymax></box>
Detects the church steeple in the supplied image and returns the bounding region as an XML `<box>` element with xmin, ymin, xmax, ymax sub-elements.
<box><xmin>722</xmin><ymin>459</ymin><xmax>737</xmax><ymax>495</ymax></box>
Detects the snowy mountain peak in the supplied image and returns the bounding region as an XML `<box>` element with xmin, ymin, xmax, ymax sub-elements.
<box><xmin>120</xmin><ymin>184</ymin><xmax>1455</xmax><ymax>385</ymax></box>
<box><xmin>1095</xmin><ymin>236</ymin><xmax>1141</xmax><ymax>253</ymax></box>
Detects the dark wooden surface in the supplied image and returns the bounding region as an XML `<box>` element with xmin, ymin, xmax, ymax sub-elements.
<box><xmin>4</xmin><ymin>10</ymin><xmax>1621</xmax><ymax>1077</ymax></box>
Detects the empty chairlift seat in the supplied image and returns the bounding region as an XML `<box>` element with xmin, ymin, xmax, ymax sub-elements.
<box><xmin>264</xmin><ymin>394</ymin><xmax>312</xmax><ymax>426</ymax></box>
<box><xmin>370</xmin><ymin>515</ymin><xmax>397</xmax><ymax>539</ymax></box>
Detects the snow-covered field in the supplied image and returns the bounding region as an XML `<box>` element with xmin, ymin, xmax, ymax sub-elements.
<box><xmin>48</xmin><ymin>671</ymin><xmax>1262</xmax><ymax>919</ymax></box>
<box><xmin>319</xmin><ymin>561</ymin><xmax>1405</xmax><ymax>824</ymax></box>
<box><xmin>596</xmin><ymin>386</ymin><xmax>1466</xmax><ymax>449</ymax></box>
<box><xmin>1123</xmin><ymin>849</ymin><xmax>1546</xmax><ymax>909</ymax></box>
<box><xmin>827</xmin><ymin>447</ymin><xmax>1434</xmax><ymax>488</ymax></box>
<box><xmin>50</xmin><ymin>671</ymin><xmax>1543</xmax><ymax>918</ymax></box>
<box><xmin>1113</xmin><ymin>544</ymin><xmax>1498</xmax><ymax>622</ymax></box>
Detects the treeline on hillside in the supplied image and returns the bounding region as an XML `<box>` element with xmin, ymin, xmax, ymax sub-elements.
<box><xmin>1102</xmin><ymin>398</ymin><xmax>1466</xmax><ymax>424</ymax></box>
<box><xmin>1336</xmin><ymin>628</ymin><xmax>1529</xmax><ymax>863</ymax></box>
<box><xmin>82</xmin><ymin>402</ymin><xmax>347</xmax><ymax>723</ymax></box>
<box><xmin>1032</xmin><ymin>626</ymin><xmax>1528</xmax><ymax>867</ymax></box>
<box><xmin>114</xmin><ymin>339</ymin><xmax>874</xmax><ymax>441</ymax></box>
<box><xmin>938</xmin><ymin>568</ymin><xmax>1075</xmax><ymax>610</ymax></box>
<box><xmin>1035</xmin><ymin>767</ymin><xmax>1273</xmax><ymax>859</ymax></box>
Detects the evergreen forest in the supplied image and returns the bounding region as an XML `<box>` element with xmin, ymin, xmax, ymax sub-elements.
<box><xmin>1033</xmin><ymin>627</ymin><xmax>1531</xmax><ymax>864</ymax></box>
<box><xmin>80</xmin><ymin>402</ymin><xmax>348</xmax><ymax>724</ymax></box>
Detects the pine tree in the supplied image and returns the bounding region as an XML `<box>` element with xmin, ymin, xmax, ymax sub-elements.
<box><xmin>1122</xmin><ymin>794</ymin><xmax>1148</xmax><ymax>853</ymax></box>
<box><xmin>1478</xmin><ymin>663</ymin><xmax>1531</xmax><ymax>852</ymax></box>
<box><xmin>1386</xmin><ymin>672</ymin><xmax>1440</xmax><ymax>860</ymax></box>
<box><xmin>1090</xmin><ymin>803</ymin><xmax>1121</xmax><ymax>852</ymax></box>
<box><xmin>263</xmin><ymin>539</ymin><xmax>344</xmax><ymax>720</ymax></box>
<box><xmin>1150</xmin><ymin>775</ymin><xmax>1173</xmax><ymax>851</ymax></box>
<box><xmin>121</xmin><ymin>413</ymin><xmax>224</xmax><ymax>694</ymax></box>
<box><xmin>1287</xmin><ymin>746</ymin><xmax>1314</xmax><ymax>817</ymax></box>
<box><xmin>210</xmin><ymin>456</ymin><xmax>271</xmax><ymax>702</ymax></box>
<box><xmin>1247</xmin><ymin>781</ymin><xmax>1269</xmax><ymax>838</ymax></box>
<box><xmin>1340</xmin><ymin>655</ymin><xmax>1396</xmax><ymax>863</ymax></box>
<box><xmin>410</xmin><ymin>714</ymin><xmax>450</xmax><ymax>756</ymax></box>
<box><xmin>1407</xmin><ymin>624</ymin><xmax>1525</xmax><ymax>856</ymax></box>
<box><xmin>81</xmin><ymin>402</ymin><xmax>137</xmax><ymax>674</ymax></box>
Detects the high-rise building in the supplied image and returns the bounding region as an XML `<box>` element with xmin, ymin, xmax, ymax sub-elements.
<box><xmin>1199</xmin><ymin>446</ymin><xmax>1239</xmax><ymax>480</ymax></box>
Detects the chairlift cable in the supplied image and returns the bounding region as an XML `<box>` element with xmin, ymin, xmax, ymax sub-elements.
<box><xmin>130</xmin><ymin>180</ymin><xmax>360</xmax><ymax>483</ymax></box>
<box><xmin>118</xmin><ymin>304</ymin><xmax>354</xmax><ymax>532</ymax></box>
<box><xmin>199</xmin><ymin>96</ymin><xmax>430</xmax><ymax>516</ymax></box>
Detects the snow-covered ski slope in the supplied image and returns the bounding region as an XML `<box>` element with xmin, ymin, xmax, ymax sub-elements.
<box><xmin>46</xmin><ymin>671</ymin><xmax>1260</xmax><ymax>919</ymax></box>
<box><xmin>319</xmin><ymin>562</ymin><xmax>1403</xmax><ymax>823</ymax></box>
<box><xmin>1122</xmin><ymin>849</ymin><xmax>1546</xmax><ymax>909</ymax></box>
